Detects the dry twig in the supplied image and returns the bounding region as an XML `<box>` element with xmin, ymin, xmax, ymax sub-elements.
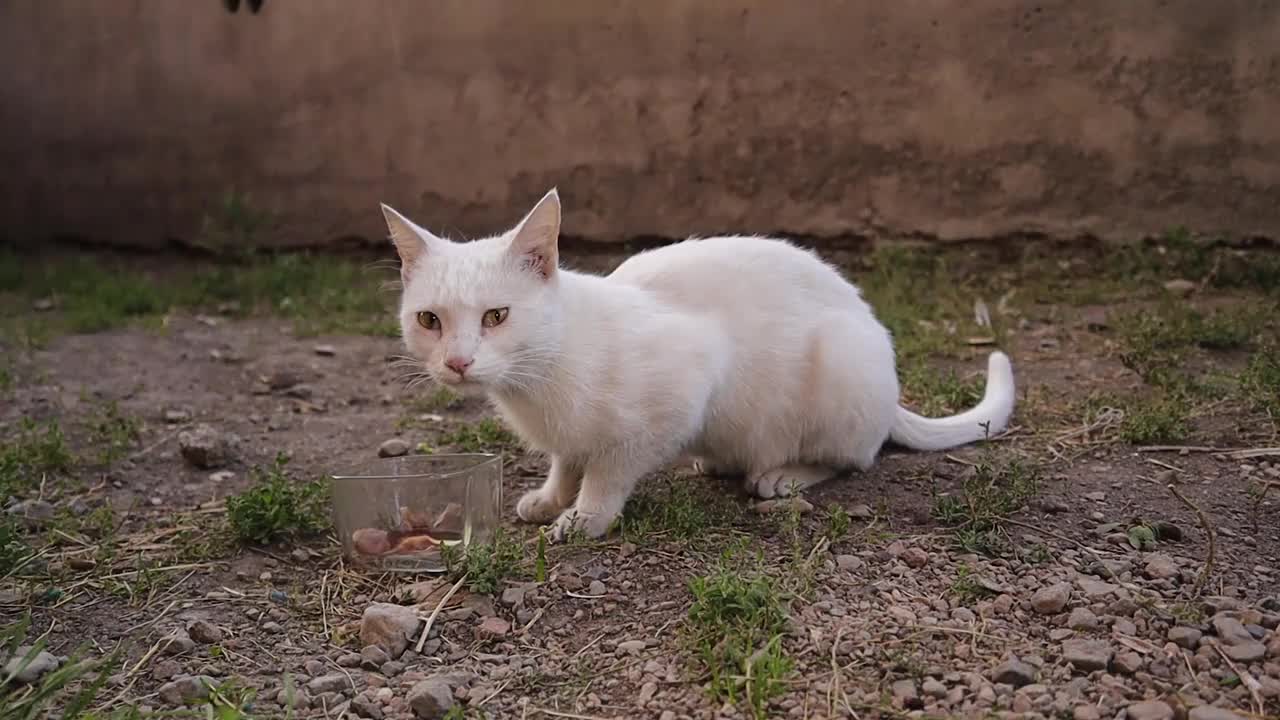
<box><xmin>1166</xmin><ymin>483</ymin><xmax>1215</xmax><ymax>596</ymax></box>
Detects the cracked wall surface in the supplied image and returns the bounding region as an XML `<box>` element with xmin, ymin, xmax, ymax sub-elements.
<box><xmin>1</xmin><ymin>0</ymin><xmax>1278</xmax><ymax>249</ymax></box>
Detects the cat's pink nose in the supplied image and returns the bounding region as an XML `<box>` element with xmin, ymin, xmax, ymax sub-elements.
<box><xmin>445</xmin><ymin>356</ymin><xmax>474</xmax><ymax>376</ymax></box>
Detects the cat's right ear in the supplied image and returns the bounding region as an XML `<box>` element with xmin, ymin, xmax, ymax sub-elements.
<box><xmin>381</xmin><ymin>204</ymin><xmax>440</xmax><ymax>277</ymax></box>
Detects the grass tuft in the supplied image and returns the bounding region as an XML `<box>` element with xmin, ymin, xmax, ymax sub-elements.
<box><xmin>441</xmin><ymin>527</ymin><xmax>525</xmax><ymax>595</ymax></box>
<box><xmin>686</xmin><ymin>545</ymin><xmax>791</xmax><ymax>719</ymax></box>
<box><xmin>932</xmin><ymin>455</ymin><xmax>1039</xmax><ymax>557</ymax></box>
<box><xmin>617</xmin><ymin>475</ymin><xmax>742</xmax><ymax>542</ymax></box>
<box><xmin>437</xmin><ymin>418</ymin><xmax>517</xmax><ymax>454</ymax></box>
<box><xmin>0</xmin><ymin>419</ymin><xmax>73</xmax><ymax>498</ymax></box>
<box><xmin>226</xmin><ymin>453</ymin><xmax>330</xmax><ymax>545</ymax></box>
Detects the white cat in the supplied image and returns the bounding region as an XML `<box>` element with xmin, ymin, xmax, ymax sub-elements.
<box><xmin>383</xmin><ymin>190</ymin><xmax>1015</xmax><ymax>540</ymax></box>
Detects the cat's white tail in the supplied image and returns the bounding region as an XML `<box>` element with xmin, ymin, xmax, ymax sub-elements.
<box><xmin>889</xmin><ymin>351</ymin><xmax>1015</xmax><ymax>452</ymax></box>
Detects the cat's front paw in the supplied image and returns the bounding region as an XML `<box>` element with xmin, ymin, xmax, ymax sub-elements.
<box><xmin>516</xmin><ymin>489</ymin><xmax>564</xmax><ymax>524</ymax></box>
<box><xmin>548</xmin><ymin>508</ymin><xmax>614</xmax><ymax>542</ymax></box>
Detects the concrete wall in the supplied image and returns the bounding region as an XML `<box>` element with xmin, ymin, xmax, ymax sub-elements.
<box><xmin>1</xmin><ymin>0</ymin><xmax>1278</xmax><ymax>250</ymax></box>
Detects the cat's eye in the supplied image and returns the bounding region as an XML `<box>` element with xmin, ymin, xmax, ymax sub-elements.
<box><xmin>416</xmin><ymin>311</ymin><xmax>440</xmax><ymax>331</ymax></box>
<box><xmin>482</xmin><ymin>307</ymin><xmax>509</xmax><ymax>328</ymax></box>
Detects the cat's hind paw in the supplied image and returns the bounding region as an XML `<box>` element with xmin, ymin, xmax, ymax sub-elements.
<box><xmin>747</xmin><ymin>464</ymin><xmax>835</xmax><ymax>499</ymax></box>
<box><xmin>548</xmin><ymin>507</ymin><xmax>614</xmax><ymax>542</ymax></box>
<box><xmin>516</xmin><ymin>489</ymin><xmax>565</xmax><ymax>524</ymax></box>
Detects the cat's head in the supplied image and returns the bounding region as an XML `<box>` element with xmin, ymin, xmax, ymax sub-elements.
<box><xmin>381</xmin><ymin>189</ymin><xmax>564</xmax><ymax>395</ymax></box>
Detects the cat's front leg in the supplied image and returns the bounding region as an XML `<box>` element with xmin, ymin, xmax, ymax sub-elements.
<box><xmin>516</xmin><ymin>456</ymin><xmax>583</xmax><ymax>524</ymax></box>
<box><xmin>548</xmin><ymin>454</ymin><xmax>652</xmax><ymax>541</ymax></box>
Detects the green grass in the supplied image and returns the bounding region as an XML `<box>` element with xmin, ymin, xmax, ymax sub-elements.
<box><xmin>948</xmin><ymin>566</ymin><xmax>996</xmax><ymax>605</ymax></box>
<box><xmin>226</xmin><ymin>453</ymin><xmax>330</xmax><ymax>545</ymax></box>
<box><xmin>1241</xmin><ymin>345</ymin><xmax>1280</xmax><ymax>418</ymax></box>
<box><xmin>85</xmin><ymin>400</ymin><xmax>141</xmax><ymax>466</ymax></box>
<box><xmin>931</xmin><ymin>455</ymin><xmax>1039</xmax><ymax>557</ymax></box>
<box><xmin>686</xmin><ymin>545</ymin><xmax>792</xmax><ymax>718</ymax></box>
<box><xmin>1119</xmin><ymin>395</ymin><xmax>1191</xmax><ymax>444</ymax></box>
<box><xmin>0</xmin><ymin>249</ymin><xmax>398</xmax><ymax>340</ymax></box>
<box><xmin>436</xmin><ymin>418</ymin><xmax>517</xmax><ymax>454</ymax></box>
<box><xmin>615</xmin><ymin>475</ymin><xmax>742</xmax><ymax>542</ymax></box>
<box><xmin>0</xmin><ymin>419</ymin><xmax>74</xmax><ymax>498</ymax></box>
<box><xmin>899</xmin><ymin>363</ymin><xmax>985</xmax><ymax>418</ymax></box>
<box><xmin>0</xmin><ymin>518</ymin><xmax>32</xmax><ymax>576</ymax></box>
<box><xmin>0</xmin><ymin>613</ymin><xmax>123</xmax><ymax>720</ymax></box>
<box><xmin>823</xmin><ymin>505</ymin><xmax>851</xmax><ymax>541</ymax></box>
<box><xmin>441</xmin><ymin>527</ymin><xmax>525</xmax><ymax>595</ymax></box>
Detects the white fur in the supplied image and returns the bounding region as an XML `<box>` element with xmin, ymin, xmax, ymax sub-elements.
<box><xmin>382</xmin><ymin>190</ymin><xmax>1016</xmax><ymax>539</ymax></box>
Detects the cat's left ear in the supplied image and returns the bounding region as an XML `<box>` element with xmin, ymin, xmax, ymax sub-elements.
<box><xmin>508</xmin><ymin>189</ymin><xmax>560</xmax><ymax>280</ymax></box>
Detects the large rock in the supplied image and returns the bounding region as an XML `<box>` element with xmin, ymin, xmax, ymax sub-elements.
<box><xmin>178</xmin><ymin>424</ymin><xmax>231</xmax><ymax>469</ymax></box>
<box><xmin>1126</xmin><ymin>700</ymin><xmax>1174</xmax><ymax>720</ymax></box>
<box><xmin>360</xmin><ymin>603</ymin><xmax>422</xmax><ymax>660</ymax></box>
<box><xmin>3</xmin><ymin>646</ymin><xmax>61</xmax><ymax>684</ymax></box>
<box><xmin>158</xmin><ymin>675</ymin><xmax>218</xmax><ymax>705</ymax></box>
<box><xmin>1062</xmin><ymin>639</ymin><xmax>1112</xmax><ymax>672</ymax></box>
<box><xmin>408</xmin><ymin>678</ymin><xmax>455</xmax><ymax>719</ymax></box>
<box><xmin>1031</xmin><ymin>583</ymin><xmax>1071</xmax><ymax>615</ymax></box>
<box><xmin>991</xmin><ymin>657</ymin><xmax>1036</xmax><ymax>687</ymax></box>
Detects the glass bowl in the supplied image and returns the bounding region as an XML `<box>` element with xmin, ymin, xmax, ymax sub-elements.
<box><xmin>330</xmin><ymin>453</ymin><xmax>502</xmax><ymax>573</ymax></box>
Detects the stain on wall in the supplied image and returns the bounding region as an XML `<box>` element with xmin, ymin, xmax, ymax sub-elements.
<box><xmin>1</xmin><ymin>0</ymin><xmax>1277</xmax><ymax>249</ymax></box>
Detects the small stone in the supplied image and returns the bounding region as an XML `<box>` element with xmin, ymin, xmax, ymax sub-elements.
<box><xmin>3</xmin><ymin>647</ymin><xmax>61</xmax><ymax>684</ymax></box>
<box><xmin>1077</xmin><ymin>577</ymin><xmax>1120</xmax><ymax>598</ymax></box>
<box><xmin>378</xmin><ymin>438</ymin><xmax>411</xmax><ymax>458</ymax></box>
<box><xmin>1073</xmin><ymin>705</ymin><xmax>1101</xmax><ymax>720</ymax></box>
<box><xmin>32</xmin><ymin>297</ymin><xmax>55</xmax><ymax>311</ymax></box>
<box><xmin>848</xmin><ymin>503</ymin><xmax>873</xmax><ymax>519</ymax></box>
<box><xmin>1212</xmin><ymin>615</ymin><xmax>1255</xmax><ymax>645</ymax></box>
<box><xmin>408</xmin><ymin>678</ymin><xmax>455</xmax><ymax>719</ymax></box>
<box><xmin>209</xmin><ymin>470</ymin><xmax>235</xmax><ymax>483</ymax></box>
<box><xmin>360</xmin><ymin>603</ymin><xmax>422</xmax><ymax>660</ymax></box>
<box><xmin>1112</xmin><ymin>617</ymin><xmax>1137</xmax><ymax>636</ymax></box>
<box><xmin>151</xmin><ymin>659</ymin><xmax>182</xmax><ymax>681</ymax></box>
<box><xmin>6</xmin><ymin>499</ymin><xmax>55</xmax><ymax>526</ymax></box>
<box><xmin>616</xmin><ymin>640</ymin><xmax>646</xmax><ymax>656</ymax></box>
<box><xmin>1062</xmin><ymin>639</ymin><xmax>1112</xmax><ymax>672</ymax></box>
<box><xmin>337</xmin><ymin>653</ymin><xmax>362</xmax><ymax>668</ymax></box>
<box><xmin>476</xmin><ymin>616</ymin><xmax>511</xmax><ymax>640</ymax></box>
<box><xmin>381</xmin><ymin>660</ymin><xmax>406</xmax><ymax>676</ymax></box>
<box><xmin>1036</xmin><ymin>496</ymin><xmax>1071</xmax><ymax>513</ymax></box>
<box><xmin>1113</xmin><ymin>651</ymin><xmax>1143</xmax><ymax>675</ymax></box>
<box><xmin>587</xmin><ymin>580</ymin><xmax>606</xmax><ymax>596</ymax></box>
<box><xmin>1223</xmin><ymin>640</ymin><xmax>1266</xmax><ymax>663</ymax></box>
<box><xmin>1188</xmin><ymin>707</ymin><xmax>1246</xmax><ymax>720</ymax></box>
<box><xmin>501</xmin><ymin>586</ymin><xmax>527</xmax><ymax>608</ymax></box>
<box><xmin>186</xmin><ymin>620</ymin><xmax>223</xmax><ymax>644</ymax></box>
<box><xmin>163</xmin><ymin>408</ymin><xmax>191</xmax><ymax>423</ymax></box>
<box><xmin>1163</xmin><ymin>279</ymin><xmax>1196</xmax><ymax>296</ymax></box>
<box><xmin>158</xmin><ymin>675</ymin><xmax>218</xmax><ymax>705</ymax></box>
<box><xmin>161</xmin><ymin>630</ymin><xmax>196</xmax><ymax>656</ymax></box>
<box><xmin>1168</xmin><ymin>626</ymin><xmax>1202</xmax><ymax>649</ymax></box>
<box><xmin>351</xmin><ymin>694</ymin><xmax>384</xmax><ymax>719</ymax></box>
<box><xmin>307</xmin><ymin>672</ymin><xmax>353</xmax><ymax>694</ymax></box>
<box><xmin>1031</xmin><ymin>583</ymin><xmax>1071</xmax><ymax>615</ymax></box>
<box><xmin>291</xmin><ymin>548</ymin><xmax>310</xmax><ymax>563</ymax></box>
<box><xmin>991</xmin><ymin>658</ymin><xmax>1037</xmax><ymax>687</ymax></box>
<box><xmin>1126</xmin><ymin>700</ymin><xmax>1174</xmax><ymax>720</ymax></box>
<box><xmin>891</xmin><ymin>679</ymin><xmax>921</xmax><ymax>709</ymax></box>
<box><xmin>177</xmin><ymin>424</ymin><xmax>231</xmax><ymax>469</ymax></box>
<box><xmin>360</xmin><ymin>645</ymin><xmax>391</xmax><ymax>669</ymax></box>
<box><xmin>314</xmin><ymin>344</ymin><xmax>337</xmax><ymax>357</ymax></box>
<box><xmin>1083</xmin><ymin>491</ymin><xmax>1106</xmax><ymax>502</ymax></box>
<box><xmin>899</xmin><ymin>547</ymin><xmax>929</xmax><ymax>569</ymax></box>
<box><xmin>638</xmin><ymin>680</ymin><xmax>658</xmax><ymax>705</ymax></box>
<box><xmin>1068</xmin><ymin>608</ymin><xmax>1099</xmax><ymax>630</ymax></box>
<box><xmin>835</xmin><ymin>554</ymin><xmax>863</xmax><ymax>571</ymax></box>
<box><xmin>261</xmin><ymin>621</ymin><xmax>284</xmax><ymax>634</ymax></box>
<box><xmin>921</xmin><ymin>677</ymin><xmax>947</xmax><ymax>699</ymax></box>
<box><xmin>1143</xmin><ymin>553</ymin><xmax>1179</xmax><ymax>580</ymax></box>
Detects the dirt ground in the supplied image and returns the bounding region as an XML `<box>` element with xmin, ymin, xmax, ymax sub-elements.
<box><xmin>1</xmin><ymin>237</ymin><xmax>1278</xmax><ymax>720</ymax></box>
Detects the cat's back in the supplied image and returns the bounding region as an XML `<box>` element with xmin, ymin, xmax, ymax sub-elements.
<box><xmin>607</xmin><ymin>235</ymin><xmax>862</xmax><ymax>311</ymax></box>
